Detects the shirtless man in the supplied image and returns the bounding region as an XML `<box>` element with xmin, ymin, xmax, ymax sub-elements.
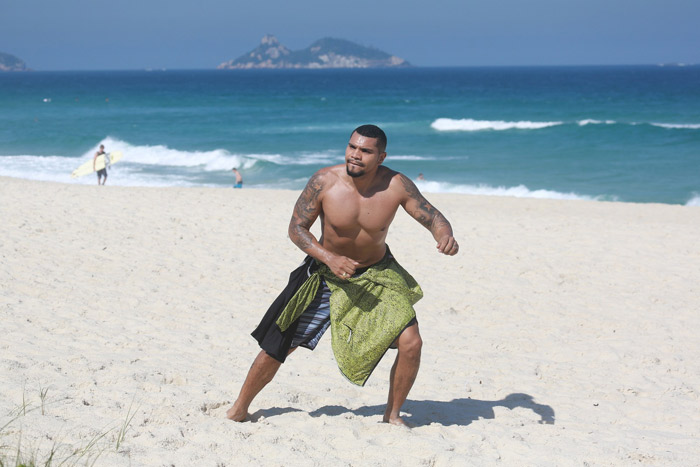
<box><xmin>227</xmin><ymin>124</ymin><xmax>458</xmax><ymax>426</ymax></box>
<box><xmin>232</xmin><ymin>167</ymin><xmax>243</xmax><ymax>188</ymax></box>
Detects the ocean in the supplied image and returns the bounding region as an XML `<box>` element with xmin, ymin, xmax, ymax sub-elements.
<box><xmin>1</xmin><ymin>66</ymin><xmax>699</xmax><ymax>205</ymax></box>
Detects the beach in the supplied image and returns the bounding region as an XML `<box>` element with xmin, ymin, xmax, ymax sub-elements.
<box><xmin>2</xmin><ymin>175</ymin><xmax>700</xmax><ymax>465</ymax></box>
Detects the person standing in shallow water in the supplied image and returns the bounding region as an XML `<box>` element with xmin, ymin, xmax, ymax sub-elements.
<box><xmin>226</xmin><ymin>124</ymin><xmax>459</xmax><ymax>427</ymax></box>
<box><xmin>232</xmin><ymin>167</ymin><xmax>243</xmax><ymax>188</ymax></box>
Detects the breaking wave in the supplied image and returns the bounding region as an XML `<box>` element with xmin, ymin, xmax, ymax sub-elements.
<box><xmin>414</xmin><ymin>180</ymin><xmax>597</xmax><ymax>201</ymax></box>
<box><xmin>431</xmin><ymin>118</ymin><xmax>563</xmax><ymax>131</ymax></box>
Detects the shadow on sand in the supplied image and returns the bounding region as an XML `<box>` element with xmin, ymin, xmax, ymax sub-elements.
<box><xmin>306</xmin><ymin>393</ymin><xmax>555</xmax><ymax>427</ymax></box>
<box><xmin>248</xmin><ymin>406</ymin><xmax>304</xmax><ymax>421</ymax></box>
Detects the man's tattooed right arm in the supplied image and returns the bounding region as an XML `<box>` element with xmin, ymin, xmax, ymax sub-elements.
<box><xmin>288</xmin><ymin>172</ymin><xmax>324</xmax><ymax>253</ymax></box>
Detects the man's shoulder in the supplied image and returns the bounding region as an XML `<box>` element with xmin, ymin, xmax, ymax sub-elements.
<box><xmin>380</xmin><ymin>166</ymin><xmax>412</xmax><ymax>189</ymax></box>
<box><xmin>378</xmin><ymin>165</ymin><xmax>401</xmax><ymax>179</ymax></box>
<box><xmin>316</xmin><ymin>164</ymin><xmax>344</xmax><ymax>175</ymax></box>
<box><xmin>310</xmin><ymin>164</ymin><xmax>344</xmax><ymax>185</ymax></box>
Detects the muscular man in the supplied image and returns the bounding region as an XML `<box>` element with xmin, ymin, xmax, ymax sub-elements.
<box><xmin>227</xmin><ymin>124</ymin><xmax>458</xmax><ymax>426</ymax></box>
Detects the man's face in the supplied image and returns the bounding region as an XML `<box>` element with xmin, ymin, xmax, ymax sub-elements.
<box><xmin>345</xmin><ymin>132</ymin><xmax>386</xmax><ymax>178</ymax></box>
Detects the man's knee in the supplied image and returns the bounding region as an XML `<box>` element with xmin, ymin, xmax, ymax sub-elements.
<box><xmin>256</xmin><ymin>349</ymin><xmax>281</xmax><ymax>364</ymax></box>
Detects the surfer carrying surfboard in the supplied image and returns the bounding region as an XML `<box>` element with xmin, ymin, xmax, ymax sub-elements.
<box><xmin>93</xmin><ymin>144</ymin><xmax>109</xmax><ymax>185</ymax></box>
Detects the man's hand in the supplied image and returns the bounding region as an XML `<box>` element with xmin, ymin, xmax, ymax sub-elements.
<box><xmin>437</xmin><ymin>236</ymin><xmax>459</xmax><ymax>256</ymax></box>
<box><xmin>326</xmin><ymin>254</ymin><xmax>361</xmax><ymax>279</ymax></box>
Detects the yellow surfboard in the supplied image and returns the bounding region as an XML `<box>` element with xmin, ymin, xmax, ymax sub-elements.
<box><xmin>71</xmin><ymin>151</ymin><xmax>123</xmax><ymax>178</ymax></box>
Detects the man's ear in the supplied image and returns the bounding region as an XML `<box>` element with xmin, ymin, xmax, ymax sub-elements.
<box><xmin>379</xmin><ymin>152</ymin><xmax>387</xmax><ymax>164</ymax></box>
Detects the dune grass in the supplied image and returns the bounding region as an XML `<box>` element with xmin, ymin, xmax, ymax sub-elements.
<box><xmin>0</xmin><ymin>387</ymin><xmax>139</xmax><ymax>466</ymax></box>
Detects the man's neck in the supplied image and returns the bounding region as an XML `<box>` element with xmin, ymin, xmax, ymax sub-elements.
<box><xmin>345</xmin><ymin>167</ymin><xmax>388</xmax><ymax>197</ymax></box>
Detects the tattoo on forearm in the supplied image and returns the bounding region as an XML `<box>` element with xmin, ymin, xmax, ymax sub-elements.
<box><xmin>431</xmin><ymin>212</ymin><xmax>452</xmax><ymax>233</ymax></box>
<box><xmin>290</xmin><ymin>227</ymin><xmax>314</xmax><ymax>250</ymax></box>
<box><xmin>399</xmin><ymin>174</ymin><xmax>452</xmax><ymax>233</ymax></box>
<box><xmin>289</xmin><ymin>172</ymin><xmax>324</xmax><ymax>250</ymax></box>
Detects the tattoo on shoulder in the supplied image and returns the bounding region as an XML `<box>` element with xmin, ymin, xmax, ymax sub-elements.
<box><xmin>398</xmin><ymin>173</ymin><xmax>422</xmax><ymax>199</ymax></box>
<box><xmin>298</xmin><ymin>172</ymin><xmax>324</xmax><ymax>207</ymax></box>
<box><xmin>289</xmin><ymin>172</ymin><xmax>325</xmax><ymax>249</ymax></box>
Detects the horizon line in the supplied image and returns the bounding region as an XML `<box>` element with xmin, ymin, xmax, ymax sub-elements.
<box><xmin>4</xmin><ymin>63</ymin><xmax>699</xmax><ymax>73</ymax></box>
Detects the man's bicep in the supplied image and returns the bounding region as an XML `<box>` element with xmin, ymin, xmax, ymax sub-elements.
<box><xmin>398</xmin><ymin>174</ymin><xmax>439</xmax><ymax>229</ymax></box>
<box><xmin>291</xmin><ymin>172</ymin><xmax>324</xmax><ymax>228</ymax></box>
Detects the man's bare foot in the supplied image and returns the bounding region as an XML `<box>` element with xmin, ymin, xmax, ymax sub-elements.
<box><xmin>226</xmin><ymin>404</ymin><xmax>248</xmax><ymax>422</ymax></box>
<box><xmin>382</xmin><ymin>414</ymin><xmax>413</xmax><ymax>428</ymax></box>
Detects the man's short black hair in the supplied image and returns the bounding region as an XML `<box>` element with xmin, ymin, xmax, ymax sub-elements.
<box><xmin>352</xmin><ymin>124</ymin><xmax>387</xmax><ymax>153</ymax></box>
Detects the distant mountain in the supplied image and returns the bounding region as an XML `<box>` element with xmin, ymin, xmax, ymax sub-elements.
<box><xmin>218</xmin><ymin>35</ymin><xmax>410</xmax><ymax>69</ymax></box>
<box><xmin>0</xmin><ymin>52</ymin><xmax>28</xmax><ymax>71</ymax></box>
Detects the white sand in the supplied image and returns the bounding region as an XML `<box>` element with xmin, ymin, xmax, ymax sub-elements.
<box><xmin>2</xmin><ymin>176</ymin><xmax>699</xmax><ymax>465</ymax></box>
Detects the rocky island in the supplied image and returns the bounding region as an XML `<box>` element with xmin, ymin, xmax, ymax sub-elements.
<box><xmin>0</xmin><ymin>52</ymin><xmax>28</xmax><ymax>71</ymax></box>
<box><xmin>218</xmin><ymin>35</ymin><xmax>410</xmax><ymax>69</ymax></box>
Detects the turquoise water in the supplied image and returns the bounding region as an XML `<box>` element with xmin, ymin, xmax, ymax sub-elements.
<box><xmin>1</xmin><ymin>67</ymin><xmax>699</xmax><ymax>205</ymax></box>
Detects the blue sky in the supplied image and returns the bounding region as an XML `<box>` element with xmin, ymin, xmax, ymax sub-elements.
<box><xmin>2</xmin><ymin>0</ymin><xmax>699</xmax><ymax>70</ymax></box>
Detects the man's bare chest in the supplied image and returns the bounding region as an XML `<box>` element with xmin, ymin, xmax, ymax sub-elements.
<box><xmin>322</xmin><ymin>192</ymin><xmax>401</xmax><ymax>234</ymax></box>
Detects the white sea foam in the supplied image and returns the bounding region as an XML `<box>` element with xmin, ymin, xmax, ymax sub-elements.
<box><xmin>98</xmin><ymin>137</ymin><xmax>259</xmax><ymax>170</ymax></box>
<box><xmin>578</xmin><ymin>119</ymin><xmax>617</xmax><ymax>126</ymax></box>
<box><xmin>432</xmin><ymin>118</ymin><xmax>700</xmax><ymax>131</ymax></box>
<box><xmin>414</xmin><ymin>180</ymin><xmax>595</xmax><ymax>201</ymax></box>
<box><xmin>651</xmin><ymin>123</ymin><xmax>700</xmax><ymax>130</ymax></box>
<box><xmin>0</xmin><ymin>137</ymin><xmax>339</xmax><ymax>187</ymax></box>
<box><xmin>0</xmin><ymin>154</ymin><xmax>205</xmax><ymax>187</ymax></box>
<box><xmin>431</xmin><ymin>118</ymin><xmax>563</xmax><ymax>132</ymax></box>
<box><xmin>0</xmin><ymin>155</ymin><xmax>84</xmax><ymax>184</ymax></box>
<box><xmin>0</xmin><ymin>152</ymin><xmax>598</xmax><ymax>201</ymax></box>
<box><xmin>251</xmin><ymin>152</ymin><xmax>340</xmax><ymax>166</ymax></box>
<box><xmin>94</xmin><ymin>138</ymin><xmax>341</xmax><ymax>169</ymax></box>
<box><xmin>390</xmin><ymin>155</ymin><xmax>437</xmax><ymax>161</ymax></box>
<box><xmin>686</xmin><ymin>194</ymin><xmax>700</xmax><ymax>206</ymax></box>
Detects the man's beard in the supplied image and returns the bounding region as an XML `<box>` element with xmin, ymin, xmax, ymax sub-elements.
<box><xmin>346</xmin><ymin>163</ymin><xmax>365</xmax><ymax>178</ymax></box>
